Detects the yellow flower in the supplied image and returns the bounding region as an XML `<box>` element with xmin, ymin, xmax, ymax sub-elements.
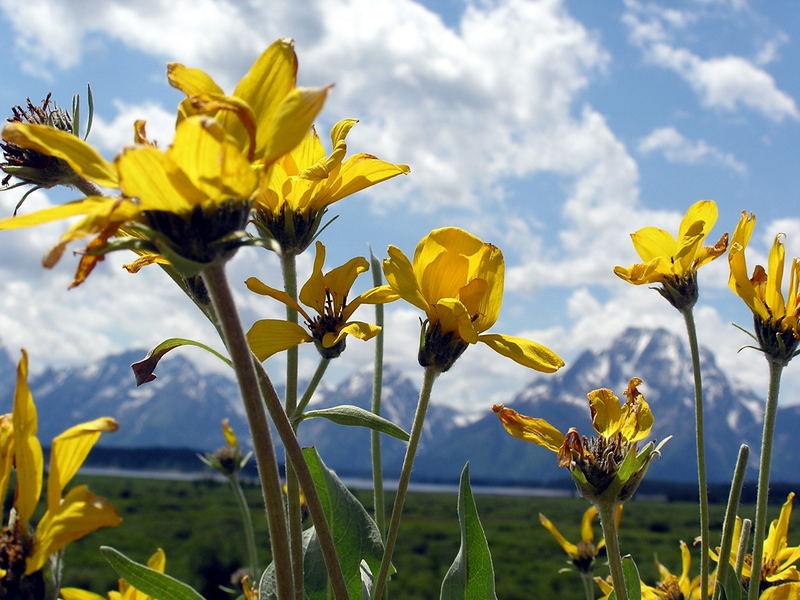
<box><xmin>728</xmin><ymin>211</ymin><xmax>800</xmax><ymax>364</ymax></box>
<box><xmin>715</xmin><ymin>493</ymin><xmax>800</xmax><ymax>595</ymax></box>
<box><xmin>0</xmin><ymin>114</ymin><xmax>258</xmax><ymax>283</ymax></box>
<box><xmin>0</xmin><ymin>350</ymin><xmax>120</xmax><ymax>593</ymax></box>
<box><xmin>246</xmin><ymin>241</ymin><xmax>383</xmax><ymax>360</ymax></box>
<box><xmin>371</xmin><ymin>227</ymin><xmax>564</xmax><ymax>373</ymax></box>
<box><xmin>614</xmin><ymin>200</ymin><xmax>729</xmax><ymax>310</ymax></box>
<box><xmin>494</xmin><ymin>378</ymin><xmax>663</xmax><ymax>504</ymax></box>
<box><xmin>652</xmin><ymin>541</ymin><xmax>702</xmax><ymax>599</ymax></box>
<box><xmin>539</xmin><ymin>505</ymin><xmax>621</xmax><ymax>573</ymax></box>
<box><xmin>168</xmin><ymin>38</ymin><xmax>329</xmax><ymax>167</ymax></box>
<box><xmin>252</xmin><ymin>118</ymin><xmax>409</xmax><ymax>255</ymax></box>
<box><xmin>60</xmin><ymin>548</ymin><xmax>166</xmax><ymax>600</ymax></box>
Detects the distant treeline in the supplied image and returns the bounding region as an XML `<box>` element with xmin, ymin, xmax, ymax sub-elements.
<box><xmin>75</xmin><ymin>445</ymin><xmax>797</xmax><ymax>504</ymax></box>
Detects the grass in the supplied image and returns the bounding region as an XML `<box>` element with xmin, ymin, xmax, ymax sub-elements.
<box><xmin>60</xmin><ymin>474</ymin><xmax>769</xmax><ymax>599</ymax></box>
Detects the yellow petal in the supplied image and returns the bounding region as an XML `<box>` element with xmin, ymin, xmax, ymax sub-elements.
<box><xmin>539</xmin><ymin>513</ymin><xmax>579</xmax><ymax>556</ymax></box>
<box><xmin>479</xmin><ymin>334</ymin><xmax>565</xmax><ymax>373</ymax></box>
<box><xmin>221</xmin><ymin>418</ymin><xmax>238</xmax><ymax>448</ymax></box>
<box><xmin>299</xmin><ymin>241</ymin><xmax>328</xmax><ymax>315</ymax></box>
<box><xmin>766</xmin><ymin>234</ymin><xmax>787</xmax><ymax>321</ymax></box>
<box><xmin>27</xmin><ymin>485</ymin><xmax>121</xmax><ymax>574</ymax></box>
<box><xmin>60</xmin><ymin>588</ymin><xmax>107</xmax><ymax>600</ymax></box>
<box><xmin>693</xmin><ymin>232</ymin><xmax>729</xmax><ymax>270</ymax></box>
<box><xmin>492</xmin><ymin>404</ymin><xmax>565</xmax><ymax>452</ymax></box>
<box><xmin>322</xmin><ymin>321</ymin><xmax>381</xmax><ymax>348</ymax></box>
<box><xmin>420</xmin><ymin>247</ymin><xmax>469</xmax><ymax>308</ymax></box>
<box><xmin>383</xmin><ymin>246</ymin><xmax>431</xmax><ymax>316</ymax></box>
<box><xmin>245</xmin><ymin>277</ymin><xmax>310</xmax><ymax>322</ymax></box>
<box><xmin>433</xmin><ymin>298</ymin><xmax>477</xmax><ymax>343</ymax></box>
<box><xmin>184</xmin><ymin>93</ymin><xmax>258</xmax><ymax>162</ymax></box>
<box><xmin>12</xmin><ymin>349</ymin><xmax>43</xmax><ymax>527</ymax></box>
<box><xmin>167</xmin><ymin>63</ymin><xmax>225</xmax><ymax>97</ymax></box>
<box><xmin>308</xmin><ymin>154</ymin><xmax>410</xmax><ymax>210</ymax></box>
<box><xmin>580</xmin><ymin>506</ymin><xmax>599</xmax><ymax>544</ymax></box>
<box><xmin>260</xmin><ymin>86</ymin><xmax>331</xmax><ymax>164</ymax></box>
<box><xmin>630</xmin><ymin>227</ymin><xmax>677</xmax><ymax>262</ymax></box>
<box><xmin>147</xmin><ymin>547</ymin><xmax>167</xmax><ymax>572</ymax></box>
<box><xmin>761</xmin><ymin>583</ymin><xmax>800</xmax><ymax>600</ymax></box>
<box><xmin>765</xmin><ymin>493</ymin><xmax>795</xmax><ymax>562</ymax></box>
<box><xmin>47</xmin><ymin>417</ymin><xmax>119</xmax><ymax>514</ymax></box>
<box><xmin>613</xmin><ymin>258</ymin><xmax>668</xmax><ymax>285</ymax></box>
<box><xmin>323</xmin><ymin>256</ymin><xmax>370</xmax><ymax>316</ymax></box>
<box><xmin>0</xmin><ymin>415</ymin><xmax>13</xmax><ymax>509</ymax></box>
<box><xmin>356</xmin><ymin>285</ymin><xmax>400</xmax><ymax>305</ymax></box>
<box><xmin>246</xmin><ymin>319</ymin><xmax>312</xmax><ymax>361</ymax></box>
<box><xmin>115</xmin><ymin>146</ymin><xmax>198</xmax><ymax>214</ymax></box>
<box><xmin>0</xmin><ymin>197</ymin><xmax>108</xmax><ymax>231</ymax></box>
<box><xmin>2</xmin><ymin>122</ymin><xmax>118</xmax><ymax>188</ymax></box>
<box><xmin>678</xmin><ymin>200</ymin><xmax>717</xmax><ymax>243</ymax></box>
<box><xmin>471</xmin><ymin>242</ymin><xmax>505</xmax><ymax>332</ymax></box>
<box><xmin>587</xmin><ymin>388</ymin><xmax>622</xmax><ymax>438</ymax></box>
<box><xmin>619</xmin><ymin>381</ymin><xmax>654</xmax><ymax>443</ymax></box>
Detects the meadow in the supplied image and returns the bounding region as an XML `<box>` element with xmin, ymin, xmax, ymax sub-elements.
<box><xmin>58</xmin><ymin>474</ymin><xmax>774</xmax><ymax>600</ymax></box>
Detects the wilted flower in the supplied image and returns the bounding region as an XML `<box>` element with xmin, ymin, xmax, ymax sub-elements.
<box><xmin>614</xmin><ymin>200</ymin><xmax>728</xmax><ymax>311</ymax></box>
<box><xmin>246</xmin><ymin>241</ymin><xmax>384</xmax><ymax>360</ymax></box>
<box><xmin>60</xmin><ymin>548</ymin><xmax>165</xmax><ymax>600</ymax></box>
<box><xmin>728</xmin><ymin>211</ymin><xmax>799</xmax><ymax>365</ymax></box>
<box><xmin>494</xmin><ymin>378</ymin><xmax>666</xmax><ymax>504</ymax></box>
<box><xmin>0</xmin><ymin>351</ymin><xmax>120</xmax><ymax>599</ymax></box>
<box><xmin>371</xmin><ymin>227</ymin><xmax>564</xmax><ymax>373</ymax></box>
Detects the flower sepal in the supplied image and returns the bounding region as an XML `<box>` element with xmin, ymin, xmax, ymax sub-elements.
<box><xmin>417</xmin><ymin>320</ymin><xmax>470</xmax><ymax>373</ymax></box>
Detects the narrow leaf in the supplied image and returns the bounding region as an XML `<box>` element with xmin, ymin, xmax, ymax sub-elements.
<box><xmin>440</xmin><ymin>463</ymin><xmax>497</xmax><ymax>600</ymax></box>
<box><xmin>298</xmin><ymin>405</ymin><xmax>410</xmax><ymax>441</ymax></box>
<box><xmin>101</xmin><ymin>546</ymin><xmax>206</xmax><ymax>600</ymax></box>
<box><xmin>132</xmin><ymin>338</ymin><xmax>231</xmax><ymax>385</ymax></box>
<box><xmin>622</xmin><ymin>555</ymin><xmax>642</xmax><ymax>600</ymax></box>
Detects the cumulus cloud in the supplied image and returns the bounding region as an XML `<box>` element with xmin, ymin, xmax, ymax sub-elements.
<box><xmin>91</xmin><ymin>100</ymin><xmax>176</xmax><ymax>153</ymax></box>
<box><xmin>638</xmin><ymin>126</ymin><xmax>747</xmax><ymax>174</ymax></box>
<box><xmin>623</xmin><ymin>0</ymin><xmax>799</xmax><ymax>121</ymax></box>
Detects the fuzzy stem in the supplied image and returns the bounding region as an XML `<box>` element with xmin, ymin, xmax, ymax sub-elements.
<box><xmin>598</xmin><ymin>501</ymin><xmax>628</xmax><ymax>600</ymax></box>
<box><xmin>280</xmin><ymin>252</ymin><xmax>303</xmax><ymax>600</ymax></box>
<box><xmin>71</xmin><ymin>176</ymin><xmax>103</xmax><ymax>198</ymax></box>
<box><xmin>712</xmin><ymin>444</ymin><xmax>749</xmax><ymax>600</ymax></box>
<box><xmin>747</xmin><ymin>359</ymin><xmax>784</xmax><ymax>600</ymax></box>
<box><xmin>371</xmin><ymin>367</ymin><xmax>439</xmax><ymax>599</ymax></box>
<box><xmin>736</xmin><ymin>519</ymin><xmax>751</xmax><ymax>583</ymax></box>
<box><xmin>580</xmin><ymin>572</ymin><xmax>596</xmax><ymax>600</ymax></box>
<box><xmin>252</xmin><ymin>359</ymin><xmax>349</xmax><ymax>600</ymax></box>
<box><xmin>681</xmin><ymin>307</ymin><xmax>711</xmax><ymax>600</ymax></box>
<box><xmin>228</xmin><ymin>474</ymin><xmax>261</xmax><ymax>583</ymax></box>
<box><xmin>293</xmin><ymin>357</ymin><xmax>330</xmax><ymax>419</ymax></box>
<box><xmin>369</xmin><ymin>252</ymin><xmax>387</xmax><ymax>541</ymax></box>
<box><xmin>202</xmin><ymin>262</ymin><xmax>293</xmax><ymax>600</ymax></box>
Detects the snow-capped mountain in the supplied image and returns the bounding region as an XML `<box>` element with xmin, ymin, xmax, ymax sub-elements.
<box><xmin>0</xmin><ymin>327</ymin><xmax>796</xmax><ymax>484</ymax></box>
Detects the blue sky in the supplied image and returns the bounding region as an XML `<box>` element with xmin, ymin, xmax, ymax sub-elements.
<box><xmin>0</xmin><ymin>0</ymin><xmax>798</xmax><ymax>413</ymax></box>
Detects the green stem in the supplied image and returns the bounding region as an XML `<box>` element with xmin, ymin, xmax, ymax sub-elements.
<box><xmin>371</xmin><ymin>367</ymin><xmax>439</xmax><ymax>599</ymax></box>
<box><xmin>293</xmin><ymin>357</ymin><xmax>330</xmax><ymax>419</ymax></box>
<box><xmin>597</xmin><ymin>501</ymin><xmax>627</xmax><ymax>600</ymax></box>
<box><xmin>681</xmin><ymin>307</ymin><xmax>711</xmax><ymax>600</ymax></box>
<box><xmin>72</xmin><ymin>176</ymin><xmax>103</xmax><ymax>198</ymax></box>
<box><xmin>280</xmin><ymin>252</ymin><xmax>303</xmax><ymax>600</ymax></box>
<box><xmin>369</xmin><ymin>251</ymin><xmax>387</xmax><ymax>542</ymax></box>
<box><xmin>202</xmin><ymin>262</ymin><xmax>294</xmax><ymax>600</ymax></box>
<box><xmin>747</xmin><ymin>359</ymin><xmax>784</xmax><ymax>600</ymax></box>
<box><xmin>252</xmin><ymin>359</ymin><xmax>350</xmax><ymax>600</ymax></box>
<box><xmin>712</xmin><ymin>444</ymin><xmax>749</xmax><ymax>600</ymax></box>
<box><xmin>736</xmin><ymin>519</ymin><xmax>751</xmax><ymax>583</ymax></box>
<box><xmin>580</xmin><ymin>572</ymin><xmax>596</xmax><ymax>600</ymax></box>
<box><xmin>228</xmin><ymin>474</ymin><xmax>261</xmax><ymax>583</ymax></box>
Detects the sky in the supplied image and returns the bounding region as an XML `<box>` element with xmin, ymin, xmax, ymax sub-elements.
<box><xmin>0</xmin><ymin>0</ymin><xmax>798</xmax><ymax>415</ymax></box>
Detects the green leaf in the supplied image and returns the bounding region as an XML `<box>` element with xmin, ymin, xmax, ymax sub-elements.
<box><xmin>101</xmin><ymin>546</ymin><xmax>206</xmax><ymax>600</ymax></box>
<box><xmin>259</xmin><ymin>448</ymin><xmax>385</xmax><ymax>599</ymax></box>
<box><xmin>622</xmin><ymin>555</ymin><xmax>642</xmax><ymax>600</ymax></box>
<box><xmin>132</xmin><ymin>338</ymin><xmax>231</xmax><ymax>385</ymax></box>
<box><xmin>298</xmin><ymin>405</ymin><xmax>410</xmax><ymax>441</ymax></box>
<box><xmin>440</xmin><ymin>463</ymin><xmax>497</xmax><ymax>600</ymax></box>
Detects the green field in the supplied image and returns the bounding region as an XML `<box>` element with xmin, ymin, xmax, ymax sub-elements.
<box><xmin>61</xmin><ymin>474</ymin><xmax>767</xmax><ymax>599</ymax></box>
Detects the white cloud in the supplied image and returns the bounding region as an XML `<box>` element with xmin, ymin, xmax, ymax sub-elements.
<box><xmin>638</xmin><ymin>126</ymin><xmax>746</xmax><ymax>174</ymax></box>
<box><xmin>623</xmin><ymin>1</ymin><xmax>799</xmax><ymax>121</ymax></box>
<box><xmin>91</xmin><ymin>100</ymin><xmax>176</xmax><ymax>153</ymax></box>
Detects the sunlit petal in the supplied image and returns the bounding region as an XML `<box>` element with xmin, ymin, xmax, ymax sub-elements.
<box><xmin>245</xmin><ymin>277</ymin><xmax>310</xmax><ymax>322</ymax></box>
<box><xmin>492</xmin><ymin>405</ymin><xmax>564</xmax><ymax>452</ymax></box>
<box><xmin>539</xmin><ymin>513</ymin><xmax>579</xmax><ymax>556</ymax></box>
<box><xmin>246</xmin><ymin>319</ymin><xmax>312</xmax><ymax>361</ymax></box>
<box><xmin>12</xmin><ymin>349</ymin><xmax>43</xmax><ymax>526</ymax></box>
<box><xmin>479</xmin><ymin>334</ymin><xmax>565</xmax><ymax>373</ymax></box>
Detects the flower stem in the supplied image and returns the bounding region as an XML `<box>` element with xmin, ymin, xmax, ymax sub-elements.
<box><xmin>280</xmin><ymin>252</ymin><xmax>304</xmax><ymax>600</ymax></box>
<box><xmin>580</xmin><ymin>572</ymin><xmax>596</xmax><ymax>600</ymax></box>
<box><xmin>293</xmin><ymin>357</ymin><xmax>330</xmax><ymax>419</ymax></box>
<box><xmin>712</xmin><ymin>444</ymin><xmax>749</xmax><ymax>600</ymax></box>
<box><xmin>369</xmin><ymin>251</ymin><xmax>387</xmax><ymax>541</ymax></box>
<box><xmin>597</xmin><ymin>501</ymin><xmax>627</xmax><ymax>600</ymax></box>
<box><xmin>371</xmin><ymin>366</ymin><xmax>439</xmax><ymax>599</ymax></box>
<box><xmin>681</xmin><ymin>307</ymin><xmax>711</xmax><ymax>600</ymax></box>
<box><xmin>252</xmin><ymin>359</ymin><xmax>349</xmax><ymax>600</ymax></box>
<box><xmin>72</xmin><ymin>176</ymin><xmax>104</xmax><ymax>198</ymax></box>
<box><xmin>228</xmin><ymin>473</ymin><xmax>261</xmax><ymax>583</ymax></box>
<box><xmin>747</xmin><ymin>359</ymin><xmax>784</xmax><ymax>600</ymax></box>
<box><xmin>202</xmin><ymin>262</ymin><xmax>294</xmax><ymax>600</ymax></box>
